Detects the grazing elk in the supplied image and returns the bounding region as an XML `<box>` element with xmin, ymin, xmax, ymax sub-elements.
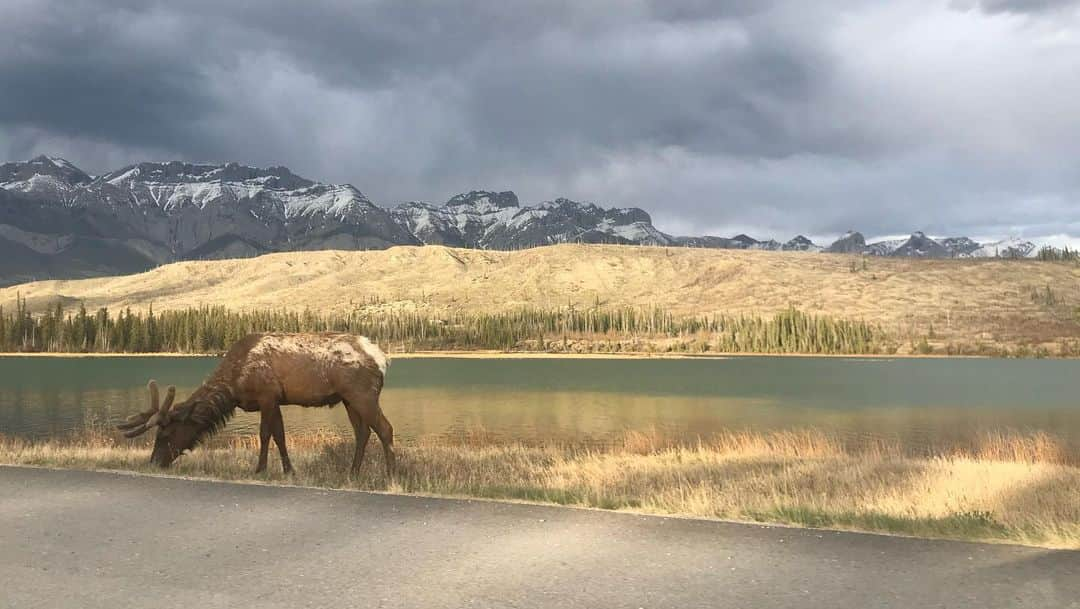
<box><xmin>116</xmin><ymin>333</ymin><xmax>394</xmax><ymax>475</ymax></box>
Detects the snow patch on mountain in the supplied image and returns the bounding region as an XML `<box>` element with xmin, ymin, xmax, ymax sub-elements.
<box><xmin>607</xmin><ymin>221</ymin><xmax>667</xmax><ymax>243</ymax></box>
<box><xmin>45</xmin><ymin>157</ymin><xmax>82</xmax><ymax>174</ymax></box>
<box><xmin>2</xmin><ymin>174</ymin><xmax>72</xmax><ymax>195</ymax></box>
<box><xmin>864</xmin><ymin>237</ymin><xmax>907</xmax><ymax>256</ymax></box>
<box><xmin>284</xmin><ymin>184</ymin><xmax>377</xmax><ymax>219</ymax></box>
<box><xmin>968</xmin><ymin>237</ymin><xmax>1038</xmax><ymax>258</ymax></box>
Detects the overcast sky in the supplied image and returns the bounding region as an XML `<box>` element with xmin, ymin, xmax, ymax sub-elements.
<box><xmin>2</xmin><ymin>0</ymin><xmax>1079</xmax><ymax>243</ymax></box>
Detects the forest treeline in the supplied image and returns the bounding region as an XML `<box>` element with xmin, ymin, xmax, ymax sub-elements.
<box><xmin>0</xmin><ymin>295</ymin><xmax>882</xmax><ymax>355</ymax></box>
<box><xmin>1036</xmin><ymin>246</ymin><xmax>1080</xmax><ymax>262</ymax></box>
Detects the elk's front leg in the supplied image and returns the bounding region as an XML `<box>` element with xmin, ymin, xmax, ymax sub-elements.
<box><xmin>255</xmin><ymin>403</ymin><xmax>275</xmax><ymax>474</ymax></box>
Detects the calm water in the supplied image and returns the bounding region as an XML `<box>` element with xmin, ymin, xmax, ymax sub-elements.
<box><xmin>1</xmin><ymin>356</ymin><xmax>1079</xmax><ymax>453</ymax></box>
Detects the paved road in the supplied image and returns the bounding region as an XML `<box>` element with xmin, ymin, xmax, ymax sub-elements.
<box><xmin>0</xmin><ymin>466</ymin><xmax>1076</xmax><ymax>609</ymax></box>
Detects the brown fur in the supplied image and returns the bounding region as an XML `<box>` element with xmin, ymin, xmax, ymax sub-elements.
<box><xmin>121</xmin><ymin>333</ymin><xmax>394</xmax><ymax>475</ymax></box>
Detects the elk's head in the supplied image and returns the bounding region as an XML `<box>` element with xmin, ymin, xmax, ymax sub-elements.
<box><xmin>115</xmin><ymin>380</ymin><xmax>202</xmax><ymax>467</ymax></box>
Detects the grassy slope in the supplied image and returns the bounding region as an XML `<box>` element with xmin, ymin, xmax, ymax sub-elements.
<box><xmin>2</xmin><ymin>244</ymin><xmax>1080</xmax><ymax>352</ymax></box>
<box><xmin>2</xmin><ymin>428</ymin><xmax>1077</xmax><ymax>549</ymax></box>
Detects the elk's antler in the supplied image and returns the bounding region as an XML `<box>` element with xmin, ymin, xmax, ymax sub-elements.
<box><xmin>116</xmin><ymin>380</ymin><xmax>176</xmax><ymax>438</ymax></box>
<box><xmin>116</xmin><ymin>380</ymin><xmax>159</xmax><ymax>430</ymax></box>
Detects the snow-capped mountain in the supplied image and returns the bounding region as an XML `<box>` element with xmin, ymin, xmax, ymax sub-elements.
<box><xmin>826</xmin><ymin>232</ymin><xmax>1039</xmax><ymax>259</ymax></box>
<box><xmin>826</xmin><ymin>231</ymin><xmax>867</xmax><ymax>254</ymax></box>
<box><xmin>0</xmin><ymin>156</ymin><xmax>1047</xmax><ymax>286</ymax></box>
<box><xmin>0</xmin><ymin>155</ymin><xmax>92</xmax><ymax>201</ymax></box>
<box><xmin>392</xmin><ymin>191</ymin><xmax>672</xmax><ymax>249</ymax></box>
<box><xmin>938</xmin><ymin>237</ymin><xmax>982</xmax><ymax>257</ymax></box>
<box><xmin>967</xmin><ymin>237</ymin><xmax>1038</xmax><ymax>259</ymax></box>
<box><xmin>0</xmin><ymin>158</ymin><xmax>417</xmax><ymax>285</ymax></box>
<box><xmin>83</xmin><ymin>160</ymin><xmax>417</xmax><ymax>259</ymax></box>
<box><xmin>863</xmin><ymin>238</ymin><xmax>907</xmax><ymax>257</ymax></box>
<box><xmin>890</xmin><ymin>232</ymin><xmax>951</xmax><ymax>258</ymax></box>
<box><xmin>0</xmin><ymin>158</ymin><xmax>680</xmax><ymax>284</ymax></box>
<box><xmin>781</xmin><ymin>235</ymin><xmax>823</xmax><ymax>252</ymax></box>
<box><xmin>674</xmin><ymin>234</ymin><xmax>786</xmax><ymax>250</ymax></box>
<box><xmin>674</xmin><ymin>235</ymin><xmax>744</xmax><ymax>249</ymax></box>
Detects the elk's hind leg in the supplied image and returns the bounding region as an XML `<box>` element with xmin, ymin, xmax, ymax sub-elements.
<box><xmin>343</xmin><ymin>399</ymin><xmax>371</xmax><ymax>474</ymax></box>
<box><xmin>372</xmin><ymin>410</ymin><xmax>395</xmax><ymax>476</ymax></box>
<box><xmin>270</xmin><ymin>406</ymin><xmax>293</xmax><ymax>474</ymax></box>
<box><xmin>342</xmin><ymin>390</ymin><xmax>395</xmax><ymax>477</ymax></box>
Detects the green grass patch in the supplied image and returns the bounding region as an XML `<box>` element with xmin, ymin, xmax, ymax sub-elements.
<box><xmin>748</xmin><ymin>507</ymin><xmax>1014</xmax><ymax>542</ymax></box>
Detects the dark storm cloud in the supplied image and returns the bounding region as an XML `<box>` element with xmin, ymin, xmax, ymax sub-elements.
<box><xmin>460</xmin><ymin>29</ymin><xmax>850</xmax><ymax>160</ymax></box>
<box><xmin>0</xmin><ymin>1</ymin><xmax>229</xmax><ymax>159</ymax></box>
<box><xmin>970</xmin><ymin>0</ymin><xmax>1080</xmax><ymax>13</ymax></box>
<box><xmin>1</xmin><ymin>0</ymin><xmax>1079</xmax><ymax>244</ymax></box>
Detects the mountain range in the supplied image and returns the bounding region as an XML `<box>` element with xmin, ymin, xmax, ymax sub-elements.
<box><xmin>0</xmin><ymin>156</ymin><xmax>1040</xmax><ymax>286</ymax></box>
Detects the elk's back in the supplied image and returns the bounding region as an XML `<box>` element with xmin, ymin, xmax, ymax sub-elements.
<box><xmin>232</xmin><ymin>333</ymin><xmax>387</xmax><ymax>406</ymax></box>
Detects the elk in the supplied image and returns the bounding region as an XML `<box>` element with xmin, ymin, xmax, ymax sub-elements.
<box><xmin>116</xmin><ymin>333</ymin><xmax>394</xmax><ymax>475</ymax></box>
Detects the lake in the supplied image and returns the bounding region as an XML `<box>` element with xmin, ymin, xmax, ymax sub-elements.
<box><xmin>1</xmin><ymin>356</ymin><xmax>1079</xmax><ymax>455</ymax></box>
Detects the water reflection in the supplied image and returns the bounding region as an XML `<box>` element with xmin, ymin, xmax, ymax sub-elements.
<box><xmin>1</xmin><ymin>356</ymin><xmax>1078</xmax><ymax>455</ymax></box>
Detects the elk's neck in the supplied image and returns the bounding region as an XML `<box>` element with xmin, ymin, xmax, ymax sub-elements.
<box><xmin>194</xmin><ymin>382</ymin><xmax>239</xmax><ymax>413</ymax></box>
<box><xmin>181</xmin><ymin>382</ymin><xmax>240</xmax><ymax>445</ymax></box>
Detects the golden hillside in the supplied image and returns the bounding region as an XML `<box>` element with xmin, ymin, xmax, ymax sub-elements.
<box><xmin>3</xmin><ymin>244</ymin><xmax>1080</xmax><ymax>350</ymax></box>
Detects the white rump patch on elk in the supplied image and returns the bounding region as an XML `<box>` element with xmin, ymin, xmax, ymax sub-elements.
<box><xmin>358</xmin><ymin>336</ymin><xmax>389</xmax><ymax>375</ymax></box>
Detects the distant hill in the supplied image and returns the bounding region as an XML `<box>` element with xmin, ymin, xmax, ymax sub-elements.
<box><xmin>0</xmin><ymin>156</ymin><xmax>1040</xmax><ymax>285</ymax></box>
<box><xmin>2</xmin><ymin>244</ymin><xmax>1078</xmax><ymax>355</ymax></box>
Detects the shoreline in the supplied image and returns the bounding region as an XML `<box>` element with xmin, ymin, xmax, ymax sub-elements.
<box><xmin>0</xmin><ymin>349</ymin><xmax>994</xmax><ymax>360</ymax></box>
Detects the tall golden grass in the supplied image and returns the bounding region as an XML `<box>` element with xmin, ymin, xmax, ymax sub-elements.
<box><xmin>1</xmin><ymin>425</ymin><xmax>1076</xmax><ymax>549</ymax></box>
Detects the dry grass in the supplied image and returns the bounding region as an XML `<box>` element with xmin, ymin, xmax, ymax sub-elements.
<box><xmin>2</xmin><ymin>425</ymin><xmax>1077</xmax><ymax>549</ymax></box>
<box><xmin>3</xmin><ymin>244</ymin><xmax>1080</xmax><ymax>354</ymax></box>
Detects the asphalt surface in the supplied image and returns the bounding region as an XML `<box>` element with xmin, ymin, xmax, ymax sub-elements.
<box><xmin>0</xmin><ymin>466</ymin><xmax>1077</xmax><ymax>609</ymax></box>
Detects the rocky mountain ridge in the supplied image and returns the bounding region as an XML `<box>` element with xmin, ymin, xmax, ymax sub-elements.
<box><xmin>0</xmin><ymin>156</ymin><xmax>1042</xmax><ymax>285</ymax></box>
<box><xmin>827</xmin><ymin>230</ymin><xmax>1037</xmax><ymax>259</ymax></box>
